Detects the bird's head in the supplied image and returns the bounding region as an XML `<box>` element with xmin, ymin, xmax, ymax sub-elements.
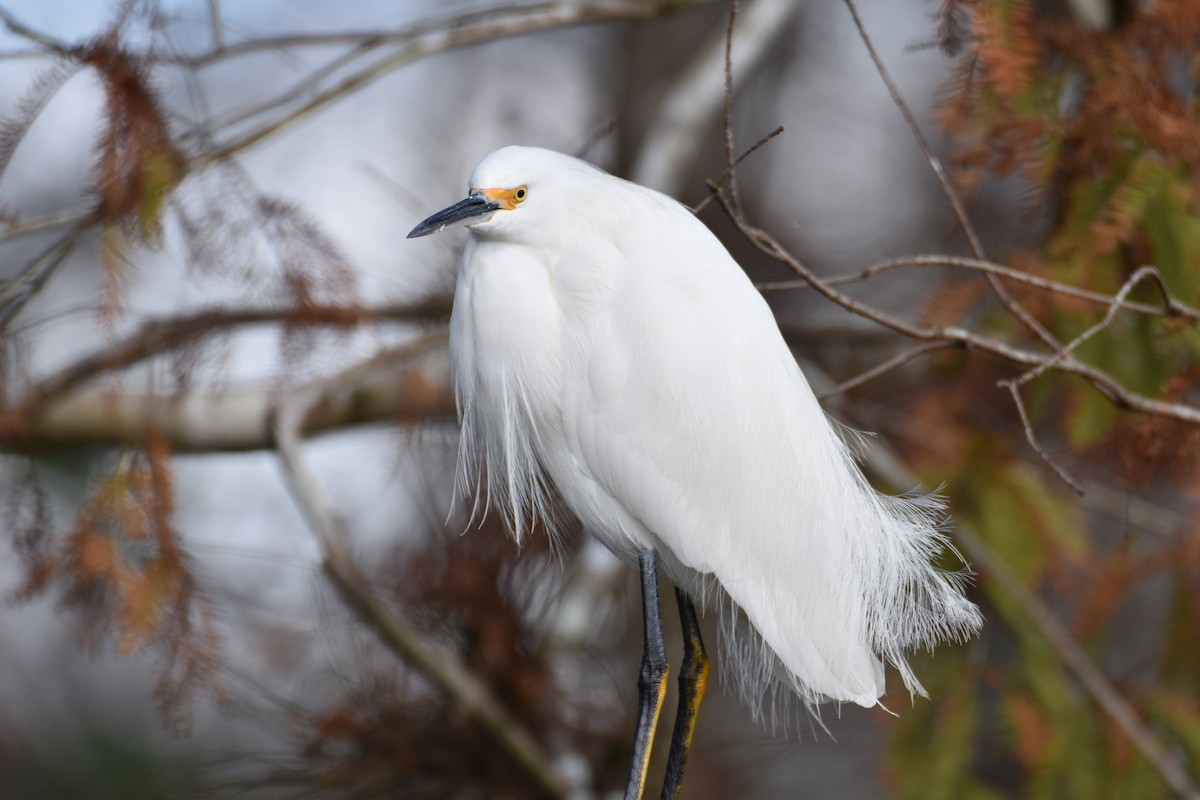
<box><xmin>406</xmin><ymin>146</ymin><xmax>602</xmax><ymax>243</ymax></box>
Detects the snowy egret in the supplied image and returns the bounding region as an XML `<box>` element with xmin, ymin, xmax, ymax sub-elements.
<box><xmin>409</xmin><ymin>146</ymin><xmax>982</xmax><ymax>798</ymax></box>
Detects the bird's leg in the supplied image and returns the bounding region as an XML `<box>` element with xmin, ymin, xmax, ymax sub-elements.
<box><xmin>660</xmin><ymin>588</ymin><xmax>709</xmax><ymax>800</ymax></box>
<box><xmin>624</xmin><ymin>548</ymin><xmax>669</xmax><ymax>800</ymax></box>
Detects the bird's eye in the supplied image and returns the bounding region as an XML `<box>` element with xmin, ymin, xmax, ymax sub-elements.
<box><xmin>513</xmin><ymin>186</ymin><xmax>528</xmax><ymax>204</ymax></box>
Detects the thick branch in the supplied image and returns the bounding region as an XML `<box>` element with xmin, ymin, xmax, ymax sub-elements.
<box><xmin>7</xmin><ymin>335</ymin><xmax>455</xmax><ymax>453</ymax></box>
<box><xmin>630</xmin><ymin>0</ymin><xmax>802</xmax><ymax>195</ymax></box>
<box><xmin>8</xmin><ymin>300</ymin><xmax>451</xmax><ymax>430</ymax></box>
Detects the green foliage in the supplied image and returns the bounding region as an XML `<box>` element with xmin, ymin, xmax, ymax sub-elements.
<box><xmin>887</xmin><ymin>649</ymin><xmax>1001</xmax><ymax>800</ymax></box>
<box><xmin>959</xmin><ymin>447</ymin><xmax>1085</xmax><ymax>583</ymax></box>
<box><xmin>137</xmin><ymin>146</ymin><xmax>183</xmax><ymax>244</ymax></box>
<box><xmin>1161</xmin><ymin>575</ymin><xmax>1200</xmax><ymax>699</ymax></box>
<box><xmin>1066</xmin><ymin>384</ymin><xmax>1117</xmax><ymax>446</ymax></box>
<box><xmin>0</xmin><ymin>722</ymin><xmax>212</xmax><ymax>800</ymax></box>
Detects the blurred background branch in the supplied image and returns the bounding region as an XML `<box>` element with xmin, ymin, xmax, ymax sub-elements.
<box><xmin>273</xmin><ymin>338</ymin><xmax>573</xmax><ymax>798</ymax></box>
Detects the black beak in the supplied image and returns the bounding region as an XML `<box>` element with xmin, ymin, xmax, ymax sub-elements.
<box><xmin>407</xmin><ymin>193</ymin><xmax>501</xmax><ymax>238</ymax></box>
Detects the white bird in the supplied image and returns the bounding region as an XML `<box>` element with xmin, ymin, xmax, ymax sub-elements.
<box><xmin>409</xmin><ymin>145</ymin><xmax>982</xmax><ymax>799</ymax></box>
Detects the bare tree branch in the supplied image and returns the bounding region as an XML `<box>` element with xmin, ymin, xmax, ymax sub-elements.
<box><xmin>721</xmin><ymin>0</ymin><xmax>744</xmax><ymax>216</ymax></box>
<box><xmin>840</xmin><ymin>0</ymin><xmax>1062</xmax><ymax>356</ymax></box>
<box><xmin>800</xmin><ymin>354</ymin><xmax>1200</xmax><ymax>800</ymax></box>
<box><xmin>199</xmin><ymin>0</ymin><xmax>714</xmax><ymax>166</ymax></box>
<box><xmin>162</xmin><ymin>0</ymin><xmax>711</xmax><ymax>68</ymax></box>
<box><xmin>693</xmin><ymin>125</ymin><xmax>784</xmax><ymax>214</ymax></box>
<box><xmin>1002</xmin><ymin>380</ymin><xmax>1084</xmax><ymax>495</ymax></box>
<box><xmin>10</xmin><ymin>337</ymin><xmax>455</xmax><ymax>452</ymax></box>
<box><xmin>817</xmin><ymin>341</ymin><xmax>959</xmax><ymax>399</ymax></box>
<box><xmin>186</xmin><ymin>39</ymin><xmax>384</xmax><ymax>144</ymax></box>
<box><xmin>0</xmin><ymin>207</ymin><xmax>94</xmax><ymax>243</ymax></box>
<box><xmin>1012</xmin><ymin>266</ymin><xmax>1177</xmax><ymax>386</ymax></box>
<box><xmin>759</xmin><ymin>255</ymin><xmax>1200</xmax><ymax>322</ymax></box>
<box><xmin>0</xmin><ymin>7</ymin><xmax>72</xmax><ymax>56</ymax></box>
<box><xmin>721</xmin><ymin>197</ymin><xmax>1200</xmax><ymax>425</ymax></box>
<box><xmin>0</xmin><ymin>222</ymin><xmax>91</xmax><ymax>331</ymax></box>
<box><xmin>630</xmin><ymin>0</ymin><xmax>801</xmax><ymax>194</ymax></box>
<box><xmin>954</xmin><ymin>523</ymin><xmax>1200</xmax><ymax>800</ymax></box>
<box><xmin>272</xmin><ymin>337</ymin><xmax>572</xmax><ymax>799</ymax></box>
<box><xmin>5</xmin><ymin>300</ymin><xmax>451</xmax><ymax>430</ymax></box>
<box><xmin>205</xmin><ymin>0</ymin><xmax>225</xmax><ymax>51</ymax></box>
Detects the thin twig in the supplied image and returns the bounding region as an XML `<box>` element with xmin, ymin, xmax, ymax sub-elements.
<box><xmin>717</xmin><ymin>194</ymin><xmax>1200</xmax><ymax>425</ymax></box>
<box><xmin>817</xmin><ymin>341</ymin><xmax>959</xmax><ymax>399</ymax></box>
<box><xmin>0</xmin><ymin>48</ymin><xmax>53</xmax><ymax>61</ymax></box>
<box><xmin>840</xmin><ymin>0</ymin><xmax>1062</xmax><ymax>356</ymax></box>
<box><xmin>1013</xmin><ymin>266</ymin><xmax>1175</xmax><ymax>386</ymax></box>
<box><xmin>198</xmin><ymin>0</ymin><xmax>708</xmax><ymax>165</ymax></box>
<box><xmin>630</xmin><ymin>0</ymin><xmax>801</xmax><ymax>193</ymax></box>
<box><xmin>758</xmin><ymin>255</ymin><xmax>1200</xmax><ymax>322</ymax></box>
<box><xmin>183</xmin><ymin>39</ymin><xmax>381</xmax><ymax>147</ymax></box>
<box><xmin>1002</xmin><ymin>380</ymin><xmax>1084</xmax><ymax>494</ymax></box>
<box><xmin>0</xmin><ymin>222</ymin><xmax>91</xmax><ymax>331</ymax></box>
<box><xmin>161</xmin><ymin>0</ymin><xmax>710</xmax><ymax>68</ymax></box>
<box><xmin>0</xmin><ymin>7</ymin><xmax>72</xmax><ymax>55</ymax></box>
<box><xmin>272</xmin><ymin>340</ymin><xmax>571</xmax><ymax>799</ymax></box>
<box><xmin>721</xmin><ymin>0</ymin><xmax>742</xmax><ymax>216</ymax></box>
<box><xmin>693</xmin><ymin>125</ymin><xmax>784</xmax><ymax>213</ymax></box>
<box><xmin>0</xmin><ymin>206</ymin><xmax>94</xmax><ymax>243</ymax></box>
<box><xmin>206</xmin><ymin>0</ymin><xmax>225</xmax><ymax>51</ymax></box>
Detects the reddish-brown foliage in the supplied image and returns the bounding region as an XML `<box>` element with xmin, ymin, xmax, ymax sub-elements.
<box><xmin>8</xmin><ymin>437</ymin><xmax>221</xmax><ymax>728</ymax></box>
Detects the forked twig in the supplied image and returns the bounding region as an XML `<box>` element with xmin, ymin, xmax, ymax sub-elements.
<box><xmin>630</xmin><ymin>0</ymin><xmax>801</xmax><ymax>193</ymax></box>
<box><xmin>1001</xmin><ymin>380</ymin><xmax>1084</xmax><ymax>494</ymax></box>
<box><xmin>759</xmin><ymin>255</ymin><xmax>1200</xmax><ymax>322</ymax></box>
<box><xmin>716</xmin><ymin>193</ymin><xmax>1200</xmax><ymax>425</ymax></box>
<box><xmin>0</xmin><ymin>223</ymin><xmax>91</xmax><ymax>331</ymax></box>
<box><xmin>199</xmin><ymin>0</ymin><xmax>707</xmax><ymax>165</ymax></box>
<box><xmin>996</xmin><ymin>267</ymin><xmax>1184</xmax><ymax>492</ymax></box>
<box><xmin>839</xmin><ymin>0</ymin><xmax>1062</xmax><ymax>356</ymax></box>
<box><xmin>694</xmin><ymin>125</ymin><xmax>784</xmax><ymax>214</ymax></box>
<box><xmin>1013</xmin><ymin>266</ymin><xmax>1175</xmax><ymax>386</ymax></box>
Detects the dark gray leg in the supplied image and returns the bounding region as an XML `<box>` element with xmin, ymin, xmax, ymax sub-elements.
<box><xmin>623</xmin><ymin>548</ymin><xmax>669</xmax><ymax>800</ymax></box>
<box><xmin>660</xmin><ymin>588</ymin><xmax>709</xmax><ymax>800</ymax></box>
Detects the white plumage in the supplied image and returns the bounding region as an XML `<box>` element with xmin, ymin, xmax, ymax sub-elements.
<box><xmin>440</xmin><ymin>145</ymin><xmax>981</xmax><ymax>721</ymax></box>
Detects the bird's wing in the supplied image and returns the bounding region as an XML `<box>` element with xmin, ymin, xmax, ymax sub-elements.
<box><xmin>556</xmin><ymin>206</ymin><xmax>890</xmax><ymax>708</ymax></box>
